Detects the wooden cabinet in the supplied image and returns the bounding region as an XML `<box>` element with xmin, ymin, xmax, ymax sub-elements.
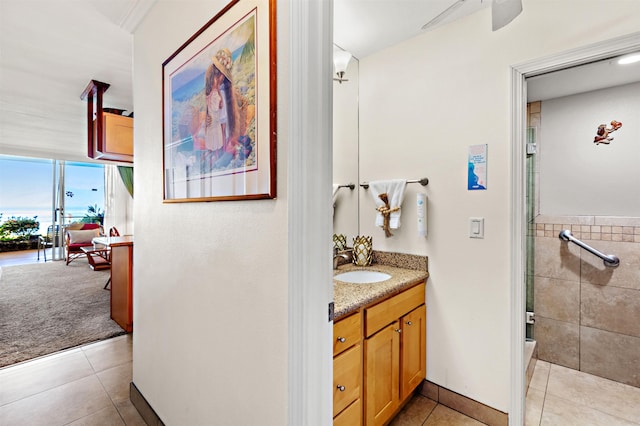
<box><xmin>364</xmin><ymin>282</ymin><xmax>426</xmax><ymax>426</ymax></box>
<box><xmin>332</xmin><ymin>281</ymin><xmax>426</xmax><ymax>426</ymax></box>
<box><xmin>400</xmin><ymin>305</ymin><xmax>426</xmax><ymax>401</ymax></box>
<box><xmin>364</xmin><ymin>321</ymin><xmax>400</xmax><ymax>425</ymax></box>
<box><xmin>82</xmin><ymin>80</ymin><xmax>133</xmax><ymax>163</ymax></box>
<box><xmin>110</xmin><ymin>241</ymin><xmax>133</xmax><ymax>332</ymax></box>
<box><xmin>94</xmin><ymin>113</ymin><xmax>133</xmax><ymax>162</ymax></box>
<box><xmin>94</xmin><ymin>236</ymin><xmax>134</xmax><ymax>332</ymax></box>
<box><xmin>333</xmin><ymin>312</ymin><xmax>362</xmax><ymax>425</ymax></box>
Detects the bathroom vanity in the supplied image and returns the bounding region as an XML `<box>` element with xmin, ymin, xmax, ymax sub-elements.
<box><xmin>333</xmin><ymin>262</ymin><xmax>428</xmax><ymax>425</ymax></box>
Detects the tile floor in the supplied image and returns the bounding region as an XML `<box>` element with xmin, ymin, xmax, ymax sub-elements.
<box><xmin>3</xmin><ymin>251</ymin><xmax>640</xmax><ymax>425</ymax></box>
<box><xmin>0</xmin><ymin>335</ymin><xmax>144</xmax><ymax>426</ymax></box>
<box><xmin>390</xmin><ymin>395</ymin><xmax>486</xmax><ymax>425</ymax></box>
<box><xmin>526</xmin><ymin>360</ymin><xmax>640</xmax><ymax>426</ymax></box>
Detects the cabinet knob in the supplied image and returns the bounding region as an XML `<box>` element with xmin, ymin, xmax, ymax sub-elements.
<box><xmin>337</xmin><ymin>385</ymin><xmax>345</xmax><ymax>392</ymax></box>
<box><xmin>406</xmin><ymin>321</ymin><xmax>413</xmax><ymax>326</ymax></box>
<box><xmin>395</xmin><ymin>329</ymin><xmax>402</xmax><ymax>333</ymax></box>
<box><xmin>337</xmin><ymin>337</ymin><xmax>346</xmax><ymax>343</ymax></box>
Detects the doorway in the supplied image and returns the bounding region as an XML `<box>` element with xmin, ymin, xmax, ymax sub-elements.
<box><xmin>511</xmin><ymin>33</ymin><xmax>640</xmax><ymax>424</ymax></box>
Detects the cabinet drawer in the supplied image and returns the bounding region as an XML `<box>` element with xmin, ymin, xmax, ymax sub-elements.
<box><xmin>365</xmin><ymin>282</ymin><xmax>425</xmax><ymax>337</ymax></box>
<box><xmin>333</xmin><ymin>344</ymin><xmax>362</xmax><ymax>417</ymax></box>
<box><xmin>334</xmin><ymin>311</ymin><xmax>362</xmax><ymax>356</ymax></box>
<box><xmin>334</xmin><ymin>398</ymin><xmax>362</xmax><ymax>426</ymax></box>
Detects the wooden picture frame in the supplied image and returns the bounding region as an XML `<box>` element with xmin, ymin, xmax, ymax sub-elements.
<box><xmin>162</xmin><ymin>0</ymin><xmax>276</xmax><ymax>202</ymax></box>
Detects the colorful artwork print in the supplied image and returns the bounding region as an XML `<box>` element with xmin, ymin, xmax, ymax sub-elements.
<box><xmin>169</xmin><ymin>12</ymin><xmax>257</xmax><ymax>179</ymax></box>
<box><xmin>468</xmin><ymin>144</ymin><xmax>487</xmax><ymax>190</ymax></box>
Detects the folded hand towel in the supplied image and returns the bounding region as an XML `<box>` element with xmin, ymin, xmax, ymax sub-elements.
<box><xmin>368</xmin><ymin>179</ymin><xmax>407</xmax><ymax>229</ymax></box>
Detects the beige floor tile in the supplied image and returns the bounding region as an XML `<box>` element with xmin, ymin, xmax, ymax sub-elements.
<box><xmin>528</xmin><ymin>360</ymin><xmax>550</xmax><ymax>392</ymax></box>
<box><xmin>97</xmin><ymin>362</ymin><xmax>133</xmax><ymax>404</ymax></box>
<box><xmin>540</xmin><ymin>394</ymin><xmax>637</xmax><ymax>426</ymax></box>
<box><xmin>423</xmin><ymin>404</ymin><xmax>484</xmax><ymax>426</ymax></box>
<box><xmin>66</xmin><ymin>405</ymin><xmax>125</xmax><ymax>425</ymax></box>
<box><xmin>83</xmin><ymin>335</ymin><xmax>132</xmax><ymax>373</ymax></box>
<box><xmin>525</xmin><ymin>386</ymin><xmax>544</xmax><ymax>426</ymax></box>
<box><xmin>546</xmin><ymin>364</ymin><xmax>640</xmax><ymax>423</ymax></box>
<box><xmin>0</xmin><ymin>375</ymin><xmax>112</xmax><ymax>426</ymax></box>
<box><xmin>0</xmin><ymin>349</ymin><xmax>94</xmax><ymax>406</ymax></box>
<box><xmin>389</xmin><ymin>395</ymin><xmax>437</xmax><ymax>426</ymax></box>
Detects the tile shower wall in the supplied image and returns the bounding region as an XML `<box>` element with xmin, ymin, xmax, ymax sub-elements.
<box><xmin>533</xmin><ymin>217</ymin><xmax>640</xmax><ymax>388</ymax></box>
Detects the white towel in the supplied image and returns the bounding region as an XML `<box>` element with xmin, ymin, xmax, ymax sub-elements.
<box><xmin>368</xmin><ymin>179</ymin><xmax>407</xmax><ymax>229</ymax></box>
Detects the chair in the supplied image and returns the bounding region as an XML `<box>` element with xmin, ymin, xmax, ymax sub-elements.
<box><xmin>109</xmin><ymin>227</ymin><xmax>120</xmax><ymax>237</ymax></box>
<box><xmin>38</xmin><ymin>225</ymin><xmax>60</xmax><ymax>261</ymax></box>
<box><xmin>65</xmin><ymin>223</ymin><xmax>104</xmax><ymax>265</ymax></box>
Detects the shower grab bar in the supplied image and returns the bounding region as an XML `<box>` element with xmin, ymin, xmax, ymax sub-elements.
<box><xmin>558</xmin><ymin>230</ymin><xmax>620</xmax><ymax>267</ymax></box>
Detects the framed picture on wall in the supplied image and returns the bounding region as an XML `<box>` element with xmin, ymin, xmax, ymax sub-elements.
<box><xmin>162</xmin><ymin>0</ymin><xmax>276</xmax><ymax>202</ymax></box>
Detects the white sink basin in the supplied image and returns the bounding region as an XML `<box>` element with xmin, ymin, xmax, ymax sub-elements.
<box><xmin>334</xmin><ymin>270</ymin><xmax>391</xmax><ymax>284</ymax></box>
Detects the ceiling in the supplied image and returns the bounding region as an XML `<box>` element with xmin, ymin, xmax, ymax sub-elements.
<box><xmin>527</xmin><ymin>54</ymin><xmax>640</xmax><ymax>102</ymax></box>
<box><xmin>334</xmin><ymin>0</ymin><xmax>490</xmax><ymax>59</ymax></box>
<box><xmin>0</xmin><ymin>0</ymin><xmax>638</xmax><ymax>161</ymax></box>
<box><xmin>0</xmin><ymin>0</ymin><xmax>152</xmax><ymax>161</ymax></box>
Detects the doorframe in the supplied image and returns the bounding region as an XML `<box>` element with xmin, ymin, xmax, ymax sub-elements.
<box><xmin>509</xmin><ymin>31</ymin><xmax>640</xmax><ymax>425</ymax></box>
<box><xmin>288</xmin><ymin>0</ymin><xmax>334</xmax><ymax>424</ymax></box>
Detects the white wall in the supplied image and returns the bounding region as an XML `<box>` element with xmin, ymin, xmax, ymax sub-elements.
<box><xmin>539</xmin><ymin>82</ymin><xmax>640</xmax><ymax>216</ymax></box>
<box><xmin>132</xmin><ymin>1</ymin><xmax>289</xmax><ymax>424</ymax></box>
<box><xmin>358</xmin><ymin>0</ymin><xmax>640</xmax><ymax>412</ymax></box>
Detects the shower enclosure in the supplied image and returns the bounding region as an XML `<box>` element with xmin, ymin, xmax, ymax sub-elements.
<box><xmin>525</xmin><ymin>79</ymin><xmax>640</xmax><ymax>388</ymax></box>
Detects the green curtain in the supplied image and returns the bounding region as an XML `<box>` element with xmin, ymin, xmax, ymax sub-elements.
<box><xmin>117</xmin><ymin>166</ymin><xmax>133</xmax><ymax>197</ymax></box>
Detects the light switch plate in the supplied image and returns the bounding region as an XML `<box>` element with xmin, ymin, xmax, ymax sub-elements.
<box><xmin>469</xmin><ymin>217</ymin><xmax>484</xmax><ymax>238</ymax></box>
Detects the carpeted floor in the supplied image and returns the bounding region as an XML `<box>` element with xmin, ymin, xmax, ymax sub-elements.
<box><xmin>0</xmin><ymin>261</ymin><xmax>125</xmax><ymax>368</ymax></box>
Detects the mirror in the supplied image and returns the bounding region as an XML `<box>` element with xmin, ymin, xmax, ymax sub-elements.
<box><xmin>332</xmin><ymin>51</ymin><xmax>359</xmax><ymax>242</ymax></box>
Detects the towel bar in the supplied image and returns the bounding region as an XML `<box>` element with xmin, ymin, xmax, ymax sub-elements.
<box><xmin>360</xmin><ymin>178</ymin><xmax>429</xmax><ymax>190</ymax></box>
<box><xmin>336</xmin><ymin>183</ymin><xmax>355</xmax><ymax>190</ymax></box>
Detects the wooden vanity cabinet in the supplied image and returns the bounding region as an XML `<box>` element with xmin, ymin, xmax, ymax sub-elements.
<box><xmin>400</xmin><ymin>304</ymin><xmax>426</xmax><ymax>401</ymax></box>
<box><xmin>364</xmin><ymin>283</ymin><xmax>426</xmax><ymax>426</ymax></box>
<box><xmin>333</xmin><ymin>311</ymin><xmax>363</xmax><ymax>425</ymax></box>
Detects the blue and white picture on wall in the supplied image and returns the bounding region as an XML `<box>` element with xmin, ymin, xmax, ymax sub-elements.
<box><xmin>468</xmin><ymin>144</ymin><xmax>487</xmax><ymax>190</ymax></box>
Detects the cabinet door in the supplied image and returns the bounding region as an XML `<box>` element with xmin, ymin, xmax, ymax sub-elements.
<box><xmin>334</xmin><ymin>344</ymin><xmax>362</xmax><ymax>417</ymax></box>
<box><xmin>334</xmin><ymin>312</ymin><xmax>362</xmax><ymax>356</ymax></box>
<box><xmin>400</xmin><ymin>304</ymin><xmax>426</xmax><ymax>401</ymax></box>
<box><xmin>334</xmin><ymin>398</ymin><xmax>362</xmax><ymax>426</ymax></box>
<box><xmin>365</xmin><ymin>321</ymin><xmax>400</xmax><ymax>426</ymax></box>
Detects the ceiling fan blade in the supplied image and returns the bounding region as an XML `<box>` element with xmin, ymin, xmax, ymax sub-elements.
<box><xmin>492</xmin><ymin>0</ymin><xmax>522</xmax><ymax>31</ymax></box>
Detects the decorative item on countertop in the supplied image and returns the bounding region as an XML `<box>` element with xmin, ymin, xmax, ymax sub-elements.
<box><xmin>333</xmin><ymin>234</ymin><xmax>347</xmax><ymax>251</ymax></box>
<box><xmin>594</xmin><ymin>120</ymin><xmax>622</xmax><ymax>145</ymax></box>
<box><xmin>352</xmin><ymin>235</ymin><xmax>373</xmax><ymax>266</ymax></box>
<box><xmin>368</xmin><ymin>179</ymin><xmax>407</xmax><ymax>238</ymax></box>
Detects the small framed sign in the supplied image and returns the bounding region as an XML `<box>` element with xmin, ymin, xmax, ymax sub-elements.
<box><xmin>468</xmin><ymin>144</ymin><xmax>487</xmax><ymax>190</ymax></box>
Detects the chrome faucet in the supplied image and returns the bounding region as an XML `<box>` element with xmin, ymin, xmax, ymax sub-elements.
<box><xmin>333</xmin><ymin>248</ymin><xmax>352</xmax><ymax>269</ymax></box>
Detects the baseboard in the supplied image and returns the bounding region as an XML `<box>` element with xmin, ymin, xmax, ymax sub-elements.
<box><xmin>130</xmin><ymin>382</ymin><xmax>165</xmax><ymax>426</ymax></box>
<box><xmin>129</xmin><ymin>378</ymin><xmax>507</xmax><ymax>425</ymax></box>
<box><xmin>418</xmin><ymin>380</ymin><xmax>508</xmax><ymax>426</ymax></box>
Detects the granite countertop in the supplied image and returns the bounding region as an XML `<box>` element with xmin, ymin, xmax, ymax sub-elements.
<box><xmin>333</xmin><ymin>263</ymin><xmax>428</xmax><ymax>321</ymax></box>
